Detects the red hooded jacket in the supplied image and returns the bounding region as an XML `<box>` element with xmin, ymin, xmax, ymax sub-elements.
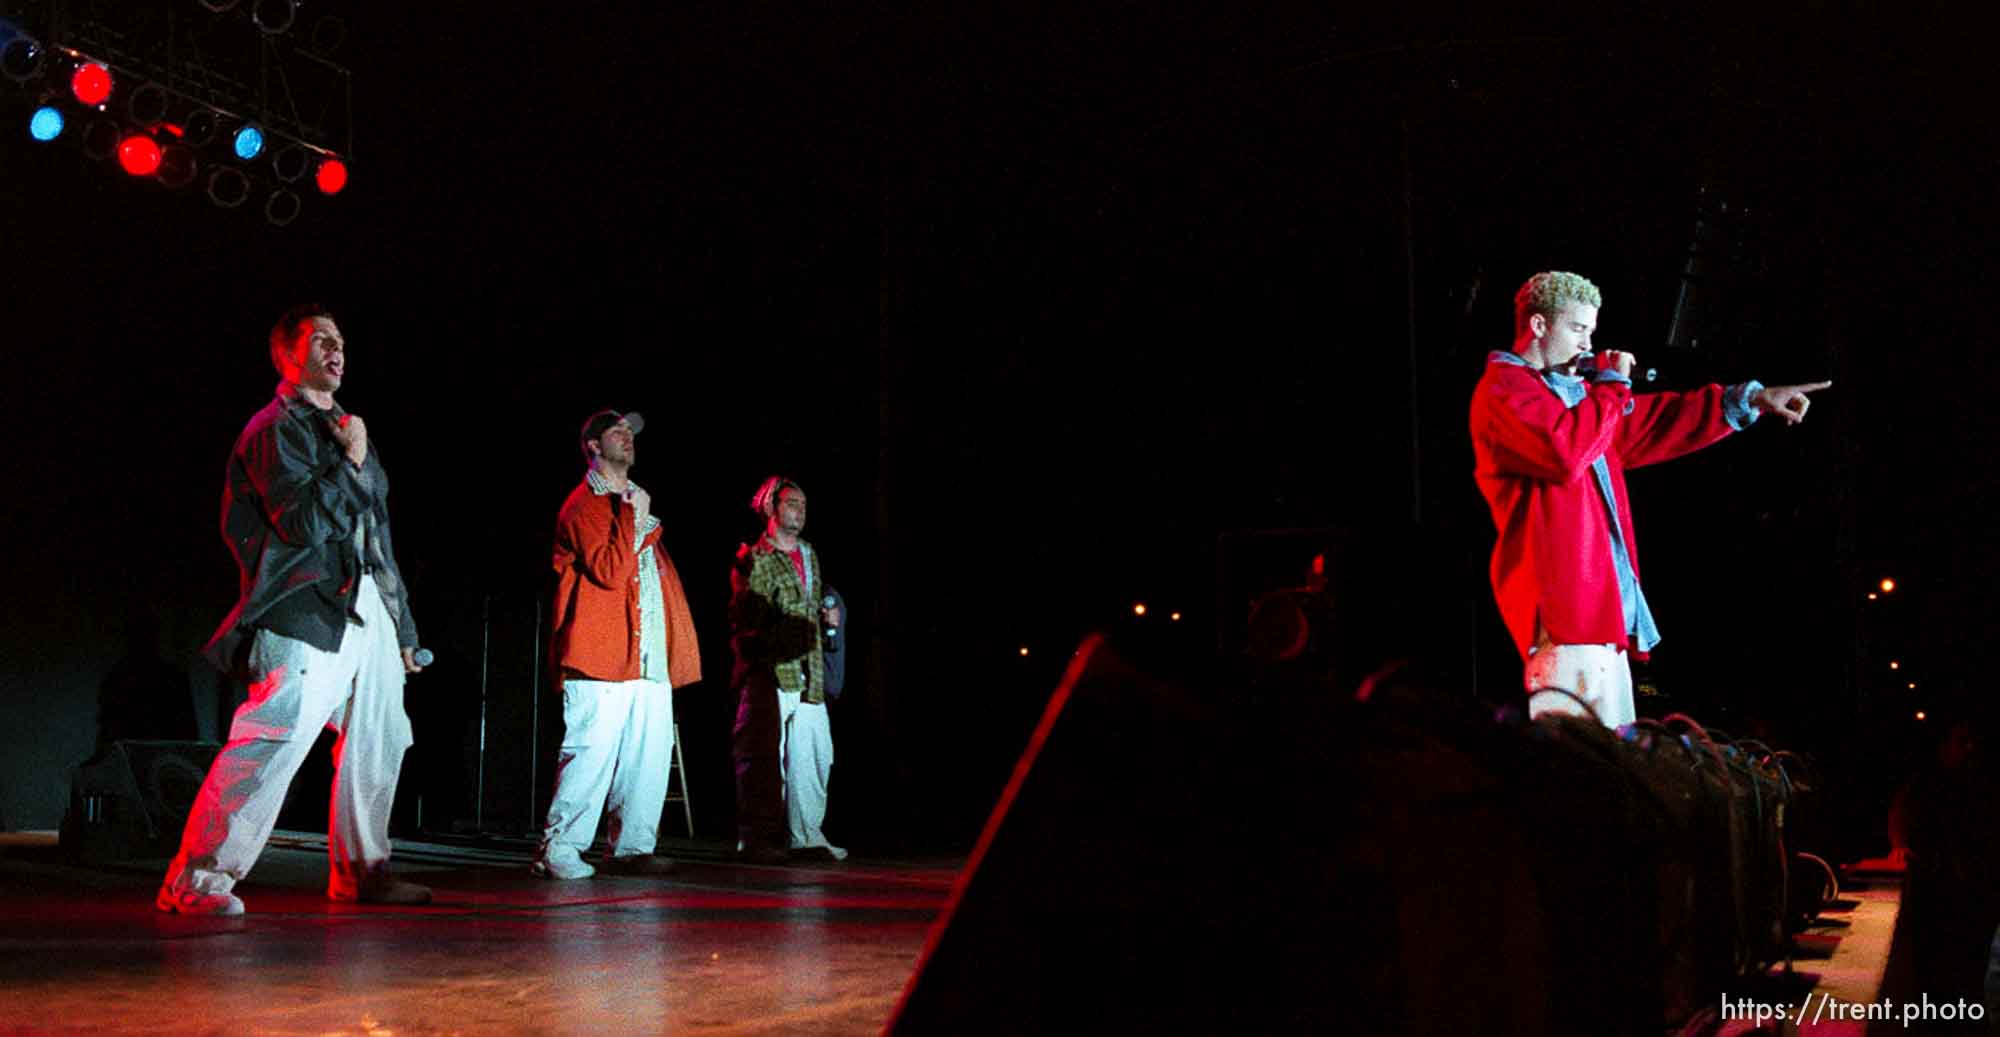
<box><xmin>1470</xmin><ymin>353</ymin><xmax>1744</xmax><ymax>660</ymax></box>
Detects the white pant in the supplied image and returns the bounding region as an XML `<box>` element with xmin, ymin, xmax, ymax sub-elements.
<box><xmin>1524</xmin><ymin>642</ymin><xmax>1636</xmax><ymax>729</ymax></box>
<box><xmin>779</xmin><ymin>691</ymin><xmax>836</xmax><ymax>850</ymax></box>
<box><xmin>164</xmin><ymin>575</ymin><xmax>413</xmax><ymax>898</ymax></box>
<box><xmin>540</xmin><ymin>678</ymin><xmax>674</xmax><ymax>862</ymax></box>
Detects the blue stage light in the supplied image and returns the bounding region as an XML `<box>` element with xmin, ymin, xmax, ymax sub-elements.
<box><xmin>233</xmin><ymin>125</ymin><xmax>264</xmax><ymax>160</ymax></box>
<box><xmin>29</xmin><ymin>106</ymin><xmax>64</xmax><ymax>142</ymax></box>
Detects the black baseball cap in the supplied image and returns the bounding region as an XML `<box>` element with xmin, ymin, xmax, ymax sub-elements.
<box><xmin>580</xmin><ymin>410</ymin><xmax>645</xmax><ymax>455</ymax></box>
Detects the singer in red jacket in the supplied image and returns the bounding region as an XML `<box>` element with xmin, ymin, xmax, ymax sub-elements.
<box><xmin>1470</xmin><ymin>271</ymin><xmax>1830</xmax><ymax>728</ymax></box>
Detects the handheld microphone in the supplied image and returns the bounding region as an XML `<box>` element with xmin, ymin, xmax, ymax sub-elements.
<box><xmin>1574</xmin><ymin>352</ymin><xmax>1658</xmax><ymax>383</ymax></box>
<box><xmin>412</xmin><ymin>648</ymin><xmax>435</xmax><ymax>667</ymax></box>
<box><xmin>820</xmin><ymin>595</ymin><xmax>838</xmax><ymax>640</ymax></box>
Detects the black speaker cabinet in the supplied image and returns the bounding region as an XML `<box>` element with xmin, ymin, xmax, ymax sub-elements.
<box><xmin>62</xmin><ymin>740</ymin><xmax>222</xmax><ymax>861</ymax></box>
<box><xmin>885</xmin><ymin>623</ymin><xmax>1561</xmax><ymax>1035</ymax></box>
<box><xmin>888</xmin><ymin>634</ymin><xmax>1356</xmax><ymax>1034</ymax></box>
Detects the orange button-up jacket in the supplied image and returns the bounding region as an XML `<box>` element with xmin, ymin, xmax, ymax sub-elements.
<box><xmin>550</xmin><ymin>479</ymin><xmax>701</xmax><ymax>688</ymax></box>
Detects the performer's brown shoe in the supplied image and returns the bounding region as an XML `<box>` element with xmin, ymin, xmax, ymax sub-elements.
<box><xmin>338</xmin><ymin>876</ymin><xmax>433</xmax><ymax>905</ymax></box>
<box><xmin>598</xmin><ymin>853</ymin><xmax>676</xmax><ymax>876</ymax></box>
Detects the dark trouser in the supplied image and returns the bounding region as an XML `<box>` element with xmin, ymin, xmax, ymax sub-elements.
<box><xmin>731</xmin><ymin>678</ymin><xmax>785</xmax><ymax>852</ymax></box>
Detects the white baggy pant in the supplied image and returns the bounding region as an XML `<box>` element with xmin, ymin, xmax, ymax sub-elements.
<box><xmin>778</xmin><ymin>691</ymin><xmax>836</xmax><ymax>850</ymax></box>
<box><xmin>1524</xmin><ymin>642</ymin><xmax>1636</xmax><ymax>730</ymax></box>
<box><xmin>540</xmin><ymin>678</ymin><xmax>674</xmax><ymax>862</ymax></box>
<box><xmin>164</xmin><ymin>575</ymin><xmax>413</xmax><ymax>899</ymax></box>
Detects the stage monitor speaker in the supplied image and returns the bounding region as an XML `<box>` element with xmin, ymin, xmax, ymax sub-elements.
<box><xmin>61</xmin><ymin>740</ymin><xmax>221</xmax><ymax>861</ymax></box>
<box><xmin>887</xmin><ymin>634</ymin><xmax>1367</xmax><ymax>1034</ymax></box>
<box><xmin>1218</xmin><ymin>525</ymin><xmax>1477</xmax><ymax>699</ymax></box>
<box><xmin>892</xmin><ymin>628</ymin><xmax>1592</xmax><ymax>1032</ymax></box>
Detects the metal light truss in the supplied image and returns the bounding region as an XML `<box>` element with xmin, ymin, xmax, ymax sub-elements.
<box><xmin>2</xmin><ymin>0</ymin><xmax>355</xmax><ymax>224</ymax></box>
<box><xmin>41</xmin><ymin>0</ymin><xmax>354</xmax><ymax>159</ymax></box>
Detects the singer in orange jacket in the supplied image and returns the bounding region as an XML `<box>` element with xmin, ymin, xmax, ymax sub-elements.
<box><xmin>534</xmin><ymin>410</ymin><xmax>701</xmax><ymax>880</ymax></box>
<box><xmin>550</xmin><ymin>480</ymin><xmax>701</xmax><ymax>689</ymax></box>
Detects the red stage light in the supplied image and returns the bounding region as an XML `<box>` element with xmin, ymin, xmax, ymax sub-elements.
<box><xmin>117</xmin><ymin>135</ymin><xmax>162</xmax><ymax>176</ymax></box>
<box><xmin>315</xmin><ymin>157</ymin><xmax>348</xmax><ymax>195</ymax></box>
<box><xmin>71</xmin><ymin>62</ymin><xmax>112</xmax><ymax>106</ymax></box>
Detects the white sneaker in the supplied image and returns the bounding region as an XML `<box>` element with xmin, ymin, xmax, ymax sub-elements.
<box><xmin>532</xmin><ymin>852</ymin><xmax>595</xmax><ymax>880</ymax></box>
<box><xmin>156</xmin><ymin>887</ymin><xmax>245</xmax><ymax>915</ymax></box>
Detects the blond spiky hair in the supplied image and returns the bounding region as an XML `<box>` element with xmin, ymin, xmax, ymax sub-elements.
<box><xmin>1513</xmin><ymin>271</ymin><xmax>1602</xmax><ymax>336</ymax></box>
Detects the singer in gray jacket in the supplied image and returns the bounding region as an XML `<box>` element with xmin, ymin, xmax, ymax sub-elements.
<box><xmin>156</xmin><ymin>304</ymin><xmax>431</xmax><ymax>915</ymax></box>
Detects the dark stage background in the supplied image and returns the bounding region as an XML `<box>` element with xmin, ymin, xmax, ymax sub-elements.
<box><xmin>0</xmin><ymin>1</ymin><xmax>1990</xmax><ymax>856</ymax></box>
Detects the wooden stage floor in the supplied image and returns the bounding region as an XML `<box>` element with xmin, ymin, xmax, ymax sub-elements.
<box><xmin>0</xmin><ymin>832</ymin><xmax>959</xmax><ymax>1036</ymax></box>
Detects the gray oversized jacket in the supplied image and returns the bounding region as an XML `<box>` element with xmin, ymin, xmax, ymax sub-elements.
<box><xmin>201</xmin><ymin>383</ymin><xmax>419</xmax><ymax>674</ymax></box>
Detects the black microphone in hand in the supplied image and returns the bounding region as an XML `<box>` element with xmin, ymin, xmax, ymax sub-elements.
<box><xmin>820</xmin><ymin>595</ymin><xmax>838</xmax><ymax>640</ymax></box>
<box><xmin>1576</xmin><ymin>352</ymin><xmax>1658</xmax><ymax>383</ymax></box>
